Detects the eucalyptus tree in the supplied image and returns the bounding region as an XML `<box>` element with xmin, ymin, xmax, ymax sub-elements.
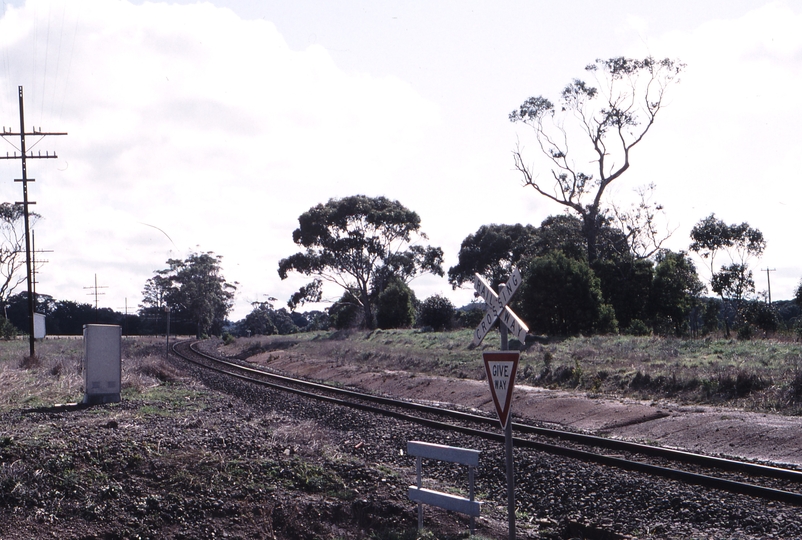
<box><xmin>689</xmin><ymin>214</ymin><xmax>766</xmax><ymax>335</ymax></box>
<box><xmin>649</xmin><ymin>250</ymin><xmax>705</xmax><ymax>336</ymax></box>
<box><xmin>142</xmin><ymin>252</ymin><xmax>236</xmax><ymax>338</ymax></box>
<box><xmin>448</xmin><ymin>223</ymin><xmax>539</xmax><ymax>290</ymax></box>
<box><xmin>509</xmin><ymin>56</ymin><xmax>684</xmax><ymax>263</ymax></box>
<box><xmin>796</xmin><ymin>280</ymin><xmax>802</xmax><ymax>309</ymax></box>
<box><xmin>278</xmin><ymin>195</ymin><xmax>443</xmax><ymax>328</ymax></box>
<box><xmin>0</xmin><ymin>202</ymin><xmax>40</xmax><ymax>316</ymax></box>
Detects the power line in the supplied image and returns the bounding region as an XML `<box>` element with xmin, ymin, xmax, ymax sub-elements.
<box><xmin>31</xmin><ymin>229</ymin><xmax>52</xmax><ymax>300</ymax></box>
<box><xmin>0</xmin><ymin>85</ymin><xmax>66</xmax><ymax>357</ymax></box>
<box><xmin>84</xmin><ymin>273</ymin><xmax>108</xmax><ymax>312</ymax></box>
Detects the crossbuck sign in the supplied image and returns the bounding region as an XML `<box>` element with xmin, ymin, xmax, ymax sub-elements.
<box><xmin>472</xmin><ymin>268</ymin><xmax>529</xmax><ymax>346</ymax></box>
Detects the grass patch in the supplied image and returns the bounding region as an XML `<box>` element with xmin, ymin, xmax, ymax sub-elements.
<box><xmin>224</xmin><ymin>330</ymin><xmax>802</xmax><ymax>413</ymax></box>
<box><xmin>0</xmin><ymin>337</ymin><xmax>194</xmax><ymax>411</ymax></box>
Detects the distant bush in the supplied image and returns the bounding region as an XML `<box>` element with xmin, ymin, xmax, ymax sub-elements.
<box><xmin>0</xmin><ymin>318</ymin><xmax>17</xmax><ymax>340</ymax></box>
<box><xmin>418</xmin><ymin>295</ymin><xmax>455</xmax><ymax>331</ymax></box>
<box><xmin>742</xmin><ymin>301</ymin><xmax>779</xmax><ymax>335</ymax></box>
<box><xmin>376</xmin><ymin>280</ymin><xmax>416</xmax><ymax>329</ymax></box>
<box><xmin>328</xmin><ymin>291</ymin><xmax>363</xmax><ymax>330</ymax></box>
<box><xmin>454</xmin><ymin>305</ymin><xmax>484</xmax><ymax>329</ymax></box>
<box><xmin>624</xmin><ymin>319</ymin><xmax>650</xmax><ymax>336</ymax></box>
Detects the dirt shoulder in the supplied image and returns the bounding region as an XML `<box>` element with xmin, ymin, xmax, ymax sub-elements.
<box><xmin>252</xmin><ymin>349</ymin><xmax>802</xmax><ymax>468</ymax></box>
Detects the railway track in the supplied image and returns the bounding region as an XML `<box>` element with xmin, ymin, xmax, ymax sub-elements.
<box><xmin>171</xmin><ymin>339</ymin><xmax>802</xmax><ymax>508</ymax></box>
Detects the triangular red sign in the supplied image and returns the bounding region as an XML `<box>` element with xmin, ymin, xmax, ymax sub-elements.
<box><xmin>483</xmin><ymin>351</ymin><xmax>519</xmax><ymax>429</ymax></box>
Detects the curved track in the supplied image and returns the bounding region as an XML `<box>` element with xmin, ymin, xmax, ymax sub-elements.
<box><xmin>172</xmin><ymin>339</ymin><xmax>802</xmax><ymax>506</ymax></box>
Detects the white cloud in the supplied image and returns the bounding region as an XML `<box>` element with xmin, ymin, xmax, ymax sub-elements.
<box><xmin>622</xmin><ymin>1</ymin><xmax>802</xmax><ymax>298</ymax></box>
<box><xmin>0</xmin><ymin>0</ymin><xmax>441</xmax><ymax>318</ymax></box>
<box><xmin>1</xmin><ymin>0</ymin><xmax>800</xmax><ymax>327</ymax></box>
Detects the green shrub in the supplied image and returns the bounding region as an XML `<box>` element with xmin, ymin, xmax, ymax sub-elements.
<box><xmin>418</xmin><ymin>295</ymin><xmax>455</xmax><ymax>331</ymax></box>
<box><xmin>624</xmin><ymin>319</ymin><xmax>651</xmax><ymax>336</ymax></box>
<box><xmin>0</xmin><ymin>318</ymin><xmax>17</xmax><ymax>340</ymax></box>
<box><xmin>328</xmin><ymin>291</ymin><xmax>364</xmax><ymax>330</ymax></box>
<box><xmin>517</xmin><ymin>251</ymin><xmax>618</xmax><ymax>336</ymax></box>
<box><xmin>454</xmin><ymin>305</ymin><xmax>484</xmax><ymax>329</ymax></box>
<box><xmin>737</xmin><ymin>324</ymin><xmax>753</xmax><ymax>341</ymax></box>
<box><xmin>376</xmin><ymin>280</ymin><xmax>416</xmax><ymax>329</ymax></box>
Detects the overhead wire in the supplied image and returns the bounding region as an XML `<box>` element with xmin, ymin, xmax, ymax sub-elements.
<box><xmin>40</xmin><ymin>2</ymin><xmax>52</xmax><ymax>124</ymax></box>
<box><xmin>0</xmin><ymin>1</ymin><xmax>7</xmax><ymax>120</ymax></box>
<box><xmin>57</xmin><ymin>9</ymin><xmax>79</xmax><ymax>126</ymax></box>
<box><xmin>0</xmin><ymin>2</ymin><xmax>78</xmax><ymax>132</ymax></box>
<box><xmin>48</xmin><ymin>2</ymin><xmax>66</xmax><ymax>123</ymax></box>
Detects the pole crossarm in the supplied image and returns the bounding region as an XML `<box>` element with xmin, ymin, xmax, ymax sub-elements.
<box><xmin>0</xmin><ymin>152</ymin><xmax>60</xmax><ymax>159</ymax></box>
<box><xmin>2</xmin><ymin>85</ymin><xmax>67</xmax><ymax>357</ymax></box>
<box><xmin>2</xmin><ymin>131</ymin><xmax>69</xmax><ymax>136</ymax></box>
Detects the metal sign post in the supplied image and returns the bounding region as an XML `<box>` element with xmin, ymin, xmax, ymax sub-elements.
<box><xmin>472</xmin><ymin>271</ymin><xmax>528</xmax><ymax>540</ymax></box>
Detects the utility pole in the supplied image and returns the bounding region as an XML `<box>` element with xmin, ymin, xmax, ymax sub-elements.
<box><xmin>0</xmin><ymin>86</ymin><xmax>67</xmax><ymax>357</ymax></box>
<box><xmin>117</xmin><ymin>298</ymin><xmax>129</xmax><ymax>336</ymax></box>
<box><xmin>84</xmin><ymin>274</ymin><xmax>108</xmax><ymax>320</ymax></box>
<box><xmin>31</xmin><ymin>230</ymin><xmax>53</xmax><ymax>303</ymax></box>
<box><xmin>762</xmin><ymin>268</ymin><xmax>776</xmax><ymax>305</ymax></box>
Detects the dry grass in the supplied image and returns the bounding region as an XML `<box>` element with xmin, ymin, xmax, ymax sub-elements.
<box><xmin>221</xmin><ymin>329</ymin><xmax>802</xmax><ymax>414</ymax></box>
<box><xmin>0</xmin><ymin>337</ymin><xmax>186</xmax><ymax>411</ymax></box>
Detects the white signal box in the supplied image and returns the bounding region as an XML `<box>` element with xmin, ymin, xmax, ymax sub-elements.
<box><xmin>83</xmin><ymin>324</ymin><xmax>122</xmax><ymax>404</ymax></box>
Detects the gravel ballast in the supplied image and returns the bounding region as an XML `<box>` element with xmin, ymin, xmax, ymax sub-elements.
<box><xmin>0</xmin><ymin>340</ymin><xmax>799</xmax><ymax>539</ymax></box>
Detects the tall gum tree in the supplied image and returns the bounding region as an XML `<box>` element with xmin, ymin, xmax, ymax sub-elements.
<box><xmin>0</xmin><ymin>202</ymin><xmax>40</xmax><ymax>316</ymax></box>
<box><xmin>278</xmin><ymin>195</ymin><xmax>443</xmax><ymax>329</ymax></box>
<box><xmin>689</xmin><ymin>214</ymin><xmax>766</xmax><ymax>335</ymax></box>
<box><xmin>142</xmin><ymin>252</ymin><xmax>237</xmax><ymax>338</ymax></box>
<box><xmin>509</xmin><ymin>56</ymin><xmax>684</xmax><ymax>263</ymax></box>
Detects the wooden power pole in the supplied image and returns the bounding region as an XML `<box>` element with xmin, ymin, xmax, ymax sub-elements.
<box><xmin>0</xmin><ymin>86</ymin><xmax>67</xmax><ymax>357</ymax></box>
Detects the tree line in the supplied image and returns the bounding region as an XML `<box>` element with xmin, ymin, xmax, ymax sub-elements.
<box><xmin>1</xmin><ymin>56</ymin><xmax>801</xmax><ymax>339</ymax></box>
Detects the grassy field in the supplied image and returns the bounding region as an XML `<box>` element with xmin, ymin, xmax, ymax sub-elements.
<box><xmin>227</xmin><ymin>328</ymin><xmax>802</xmax><ymax>415</ymax></box>
<box><xmin>0</xmin><ymin>330</ymin><xmax>801</xmax><ymax>413</ymax></box>
<box><xmin>0</xmin><ymin>332</ymin><xmax>800</xmax><ymax>537</ymax></box>
<box><xmin>0</xmin><ymin>337</ymin><xmax>183</xmax><ymax>412</ymax></box>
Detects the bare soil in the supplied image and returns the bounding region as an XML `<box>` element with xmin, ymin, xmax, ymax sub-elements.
<box><xmin>3</xmin><ymin>334</ymin><xmax>801</xmax><ymax>539</ymax></box>
<box><xmin>233</xmin><ymin>342</ymin><xmax>802</xmax><ymax>468</ymax></box>
<box><xmin>0</xmin><ymin>340</ymin><xmax>506</xmax><ymax>540</ymax></box>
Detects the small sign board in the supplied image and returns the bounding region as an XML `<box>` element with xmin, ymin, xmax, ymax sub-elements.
<box><xmin>483</xmin><ymin>351</ymin><xmax>519</xmax><ymax>429</ymax></box>
<box><xmin>33</xmin><ymin>312</ymin><xmax>46</xmax><ymax>339</ymax></box>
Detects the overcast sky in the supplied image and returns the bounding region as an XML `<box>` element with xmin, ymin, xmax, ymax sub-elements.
<box><xmin>0</xmin><ymin>0</ymin><xmax>799</xmax><ymax>320</ymax></box>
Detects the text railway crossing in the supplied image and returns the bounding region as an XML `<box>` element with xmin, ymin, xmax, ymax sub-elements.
<box><xmin>471</xmin><ymin>268</ymin><xmax>528</xmax><ymax>346</ymax></box>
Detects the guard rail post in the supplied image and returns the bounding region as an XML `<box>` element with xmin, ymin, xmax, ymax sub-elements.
<box><xmin>407</xmin><ymin>440</ymin><xmax>481</xmax><ymax>535</ymax></box>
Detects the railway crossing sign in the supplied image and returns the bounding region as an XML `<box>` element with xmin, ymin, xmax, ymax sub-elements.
<box><xmin>483</xmin><ymin>351</ymin><xmax>519</xmax><ymax>429</ymax></box>
<box><xmin>472</xmin><ymin>268</ymin><xmax>529</xmax><ymax>346</ymax></box>
<box><xmin>470</xmin><ymin>269</ymin><xmax>527</xmax><ymax>540</ymax></box>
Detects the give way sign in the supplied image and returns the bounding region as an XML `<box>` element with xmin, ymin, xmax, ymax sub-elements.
<box><xmin>472</xmin><ymin>268</ymin><xmax>529</xmax><ymax>346</ymax></box>
<box><xmin>483</xmin><ymin>351</ymin><xmax>519</xmax><ymax>429</ymax></box>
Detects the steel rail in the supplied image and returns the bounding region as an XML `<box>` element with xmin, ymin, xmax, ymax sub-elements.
<box><xmin>181</xmin><ymin>341</ymin><xmax>802</xmax><ymax>482</ymax></box>
<box><xmin>173</xmin><ymin>340</ymin><xmax>802</xmax><ymax>506</ymax></box>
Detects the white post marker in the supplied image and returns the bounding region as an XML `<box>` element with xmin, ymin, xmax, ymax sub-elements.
<box><xmin>482</xmin><ymin>351</ymin><xmax>519</xmax><ymax>429</ymax></box>
<box><xmin>472</xmin><ymin>269</ymin><xmax>528</xmax><ymax>346</ymax></box>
